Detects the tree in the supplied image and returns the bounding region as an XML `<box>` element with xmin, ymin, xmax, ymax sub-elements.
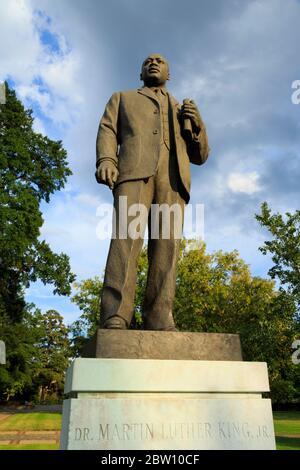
<box><xmin>0</xmin><ymin>305</ymin><xmax>44</xmax><ymax>401</ymax></box>
<box><xmin>173</xmin><ymin>240</ymin><xmax>299</xmax><ymax>403</ymax></box>
<box><xmin>255</xmin><ymin>202</ymin><xmax>300</xmax><ymax>310</ymax></box>
<box><xmin>255</xmin><ymin>203</ymin><xmax>300</xmax><ymax>403</ymax></box>
<box><xmin>70</xmin><ymin>278</ymin><xmax>103</xmax><ymax>356</ymax></box>
<box><xmin>33</xmin><ymin>310</ymin><xmax>71</xmax><ymax>402</ymax></box>
<box><xmin>0</xmin><ymin>83</ymin><xmax>75</xmax><ymax>324</ymax></box>
<box><xmin>0</xmin><ymin>84</ymin><xmax>75</xmax><ymax>400</ymax></box>
<box><xmin>0</xmin><ymin>308</ymin><xmax>71</xmax><ymax>402</ymax></box>
<box><xmin>69</xmin><ymin>240</ymin><xmax>300</xmax><ymax>402</ymax></box>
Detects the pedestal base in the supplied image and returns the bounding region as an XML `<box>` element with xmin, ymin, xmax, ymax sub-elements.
<box><xmin>60</xmin><ymin>358</ymin><xmax>276</xmax><ymax>450</ymax></box>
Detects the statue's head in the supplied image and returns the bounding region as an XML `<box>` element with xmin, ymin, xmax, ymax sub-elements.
<box><xmin>140</xmin><ymin>54</ymin><xmax>170</xmax><ymax>86</ymax></box>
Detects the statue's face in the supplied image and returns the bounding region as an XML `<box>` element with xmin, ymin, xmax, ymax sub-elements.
<box><xmin>141</xmin><ymin>54</ymin><xmax>169</xmax><ymax>86</ymax></box>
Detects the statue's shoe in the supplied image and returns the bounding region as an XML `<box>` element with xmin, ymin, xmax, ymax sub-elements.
<box><xmin>104</xmin><ymin>316</ymin><xmax>127</xmax><ymax>329</ymax></box>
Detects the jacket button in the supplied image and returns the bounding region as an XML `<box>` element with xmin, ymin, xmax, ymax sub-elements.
<box><xmin>153</xmin><ymin>110</ymin><xmax>158</xmax><ymax>114</ymax></box>
<box><xmin>153</xmin><ymin>129</ymin><xmax>158</xmax><ymax>134</ymax></box>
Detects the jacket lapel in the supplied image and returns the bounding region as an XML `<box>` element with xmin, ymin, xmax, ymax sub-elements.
<box><xmin>168</xmin><ymin>93</ymin><xmax>181</xmax><ymax>134</ymax></box>
<box><xmin>137</xmin><ymin>87</ymin><xmax>160</xmax><ymax>105</ymax></box>
<box><xmin>168</xmin><ymin>93</ymin><xmax>179</xmax><ymax>109</ymax></box>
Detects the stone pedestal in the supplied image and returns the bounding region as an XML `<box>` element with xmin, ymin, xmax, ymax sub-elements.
<box><xmin>60</xmin><ymin>352</ymin><xmax>276</xmax><ymax>449</ymax></box>
<box><xmin>81</xmin><ymin>330</ymin><xmax>243</xmax><ymax>361</ymax></box>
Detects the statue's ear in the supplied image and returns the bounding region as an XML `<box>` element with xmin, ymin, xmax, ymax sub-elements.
<box><xmin>140</xmin><ymin>73</ymin><xmax>143</xmax><ymax>81</ymax></box>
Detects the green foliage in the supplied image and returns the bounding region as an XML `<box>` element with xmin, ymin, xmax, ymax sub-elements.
<box><xmin>0</xmin><ymin>84</ymin><xmax>75</xmax><ymax>324</ymax></box>
<box><xmin>133</xmin><ymin>247</ymin><xmax>148</xmax><ymax>328</ymax></box>
<box><xmin>174</xmin><ymin>240</ymin><xmax>300</xmax><ymax>403</ymax></box>
<box><xmin>70</xmin><ymin>277</ymin><xmax>103</xmax><ymax>355</ymax></box>
<box><xmin>0</xmin><ymin>308</ymin><xmax>71</xmax><ymax>402</ymax></box>
<box><xmin>32</xmin><ymin>310</ymin><xmax>71</xmax><ymax>402</ymax></box>
<box><xmin>0</xmin><ymin>305</ymin><xmax>44</xmax><ymax>400</ymax></box>
<box><xmin>0</xmin><ymin>84</ymin><xmax>75</xmax><ymax>401</ymax></box>
<box><xmin>256</xmin><ymin>202</ymin><xmax>300</xmax><ymax>309</ymax></box>
<box><xmin>254</xmin><ymin>203</ymin><xmax>300</xmax><ymax>402</ymax></box>
<box><xmin>69</xmin><ymin>239</ymin><xmax>300</xmax><ymax>403</ymax></box>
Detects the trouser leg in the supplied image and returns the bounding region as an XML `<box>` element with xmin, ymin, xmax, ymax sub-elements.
<box><xmin>143</xmin><ymin>146</ymin><xmax>185</xmax><ymax>330</ymax></box>
<box><xmin>100</xmin><ymin>178</ymin><xmax>153</xmax><ymax>327</ymax></box>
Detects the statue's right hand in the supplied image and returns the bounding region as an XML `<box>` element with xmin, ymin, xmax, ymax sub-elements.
<box><xmin>96</xmin><ymin>161</ymin><xmax>119</xmax><ymax>190</ymax></box>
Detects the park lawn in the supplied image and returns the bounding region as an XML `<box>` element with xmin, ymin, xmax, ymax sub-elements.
<box><xmin>273</xmin><ymin>411</ymin><xmax>300</xmax><ymax>434</ymax></box>
<box><xmin>0</xmin><ymin>443</ymin><xmax>59</xmax><ymax>450</ymax></box>
<box><xmin>0</xmin><ymin>412</ymin><xmax>62</xmax><ymax>431</ymax></box>
<box><xmin>0</xmin><ymin>411</ymin><xmax>299</xmax><ymax>450</ymax></box>
<box><xmin>273</xmin><ymin>411</ymin><xmax>300</xmax><ymax>450</ymax></box>
<box><xmin>275</xmin><ymin>436</ymin><xmax>300</xmax><ymax>450</ymax></box>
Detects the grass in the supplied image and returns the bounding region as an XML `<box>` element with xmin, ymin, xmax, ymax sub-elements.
<box><xmin>0</xmin><ymin>411</ymin><xmax>299</xmax><ymax>450</ymax></box>
<box><xmin>275</xmin><ymin>436</ymin><xmax>300</xmax><ymax>450</ymax></box>
<box><xmin>273</xmin><ymin>411</ymin><xmax>300</xmax><ymax>450</ymax></box>
<box><xmin>0</xmin><ymin>412</ymin><xmax>62</xmax><ymax>431</ymax></box>
<box><xmin>0</xmin><ymin>443</ymin><xmax>59</xmax><ymax>450</ymax></box>
<box><xmin>273</xmin><ymin>411</ymin><xmax>300</xmax><ymax>434</ymax></box>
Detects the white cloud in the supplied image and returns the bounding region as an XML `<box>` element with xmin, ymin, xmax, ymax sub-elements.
<box><xmin>26</xmin><ymin>285</ymin><xmax>56</xmax><ymax>299</ymax></box>
<box><xmin>0</xmin><ymin>0</ymin><xmax>40</xmax><ymax>82</ymax></box>
<box><xmin>75</xmin><ymin>193</ymin><xmax>103</xmax><ymax>208</ymax></box>
<box><xmin>228</xmin><ymin>171</ymin><xmax>261</xmax><ymax>194</ymax></box>
<box><xmin>2</xmin><ymin>0</ymin><xmax>299</xmax><ymax>321</ymax></box>
<box><xmin>32</xmin><ymin>115</ymin><xmax>47</xmax><ymax>135</ymax></box>
<box><xmin>0</xmin><ymin>0</ymin><xmax>82</xmax><ymax>127</ymax></box>
<box><xmin>39</xmin><ymin>190</ymin><xmax>110</xmax><ymax>279</ymax></box>
<box><xmin>17</xmin><ymin>83</ymin><xmax>51</xmax><ymax>113</ymax></box>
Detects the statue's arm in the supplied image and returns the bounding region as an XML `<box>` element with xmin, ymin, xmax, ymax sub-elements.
<box><xmin>178</xmin><ymin>100</ymin><xmax>210</xmax><ymax>165</ymax></box>
<box><xmin>188</xmin><ymin>119</ymin><xmax>210</xmax><ymax>165</ymax></box>
<box><xmin>96</xmin><ymin>92</ymin><xmax>120</xmax><ymax>186</ymax></box>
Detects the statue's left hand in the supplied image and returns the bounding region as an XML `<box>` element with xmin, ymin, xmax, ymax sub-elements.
<box><xmin>181</xmin><ymin>100</ymin><xmax>202</xmax><ymax>134</ymax></box>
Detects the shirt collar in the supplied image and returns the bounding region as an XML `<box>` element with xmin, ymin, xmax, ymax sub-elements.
<box><xmin>144</xmin><ymin>85</ymin><xmax>167</xmax><ymax>96</ymax></box>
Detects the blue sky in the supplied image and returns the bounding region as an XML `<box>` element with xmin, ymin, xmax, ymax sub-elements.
<box><xmin>1</xmin><ymin>0</ymin><xmax>300</xmax><ymax>326</ymax></box>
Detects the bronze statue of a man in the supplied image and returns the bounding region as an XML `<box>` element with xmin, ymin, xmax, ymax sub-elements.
<box><xmin>96</xmin><ymin>54</ymin><xmax>209</xmax><ymax>331</ymax></box>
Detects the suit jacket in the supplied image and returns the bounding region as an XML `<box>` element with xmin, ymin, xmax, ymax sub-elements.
<box><xmin>96</xmin><ymin>87</ymin><xmax>210</xmax><ymax>202</ymax></box>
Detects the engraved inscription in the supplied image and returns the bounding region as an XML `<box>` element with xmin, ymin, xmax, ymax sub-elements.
<box><xmin>160</xmin><ymin>422</ymin><xmax>212</xmax><ymax>440</ymax></box>
<box><xmin>99</xmin><ymin>423</ymin><xmax>154</xmax><ymax>441</ymax></box>
<box><xmin>71</xmin><ymin>421</ymin><xmax>274</xmax><ymax>442</ymax></box>
<box><xmin>74</xmin><ymin>427</ymin><xmax>92</xmax><ymax>441</ymax></box>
